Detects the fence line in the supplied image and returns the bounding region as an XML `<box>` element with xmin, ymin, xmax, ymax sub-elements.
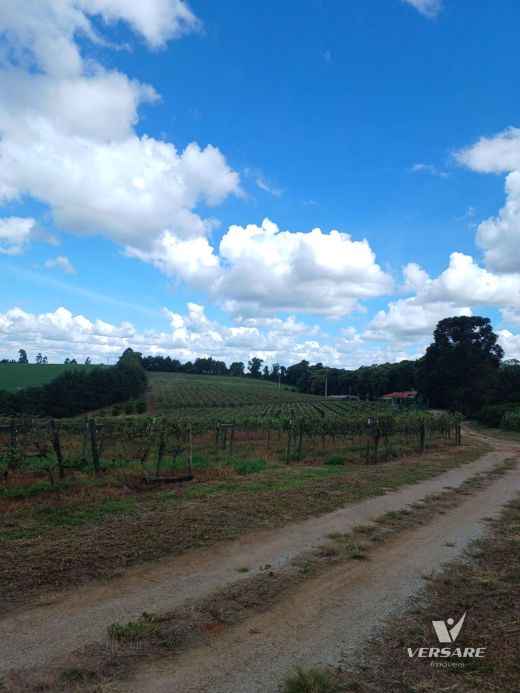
<box><xmin>0</xmin><ymin>411</ymin><xmax>462</xmax><ymax>482</ymax></box>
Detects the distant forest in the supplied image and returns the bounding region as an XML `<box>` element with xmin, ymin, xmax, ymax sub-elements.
<box><xmin>2</xmin><ymin>316</ymin><xmax>520</xmax><ymax>418</ymax></box>
<box><xmin>138</xmin><ymin>353</ymin><xmax>417</xmax><ymax>400</ymax></box>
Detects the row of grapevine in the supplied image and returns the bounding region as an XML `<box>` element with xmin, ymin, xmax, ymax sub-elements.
<box><xmin>152</xmin><ymin>381</ymin><xmax>319</xmax><ymax>411</ymax></box>
<box><xmin>0</xmin><ymin>408</ymin><xmax>462</xmax><ymax>482</ymax></box>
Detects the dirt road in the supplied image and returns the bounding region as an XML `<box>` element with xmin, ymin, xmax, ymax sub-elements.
<box><xmin>0</xmin><ymin>445</ymin><xmax>509</xmax><ymax>674</ymax></box>
<box><xmin>1</xmin><ymin>428</ymin><xmax>519</xmax><ymax>692</ymax></box>
<box><xmin>120</xmin><ymin>463</ymin><xmax>520</xmax><ymax>693</ymax></box>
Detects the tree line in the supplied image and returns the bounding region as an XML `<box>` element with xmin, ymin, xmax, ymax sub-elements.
<box><xmin>136</xmin><ymin>353</ymin><xmax>415</xmax><ymax>397</ymax></box>
<box><xmin>137</xmin><ymin>317</ymin><xmax>520</xmax><ymax>415</ymax></box>
<box><xmin>0</xmin><ymin>349</ymin><xmax>147</xmax><ymax>418</ymax></box>
<box><xmin>0</xmin><ymin>349</ymin><xmax>92</xmax><ymax>365</ymax></box>
<box><xmin>1</xmin><ymin>316</ymin><xmax>517</xmax><ymax>417</ymax></box>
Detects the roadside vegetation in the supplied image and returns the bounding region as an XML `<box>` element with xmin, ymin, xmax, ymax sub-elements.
<box><xmin>0</xmin><ymin>441</ymin><xmax>484</xmax><ymax>609</ymax></box>
<box><xmin>4</xmin><ymin>449</ymin><xmax>509</xmax><ymax>692</ymax></box>
<box><xmin>467</xmin><ymin>420</ymin><xmax>520</xmax><ymax>443</ymax></box>
<box><xmin>332</xmin><ymin>490</ymin><xmax>520</xmax><ymax>692</ymax></box>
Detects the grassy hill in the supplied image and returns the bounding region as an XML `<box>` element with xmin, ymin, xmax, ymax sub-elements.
<box><xmin>0</xmin><ymin>363</ymin><xmax>99</xmax><ymax>392</ymax></box>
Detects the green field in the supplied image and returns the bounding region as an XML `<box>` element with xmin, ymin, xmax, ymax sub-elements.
<box><xmin>0</xmin><ymin>363</ymin><xmax>99</xmax><ymax>392</ymax></box>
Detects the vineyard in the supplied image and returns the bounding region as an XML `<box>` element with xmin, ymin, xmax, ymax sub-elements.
<box><xmin>0</xmin><ymin>390</ymin><xmax>465</xmax><ymax>619</ymax></box>
<box><xmin>0</xmin><ymin>402</ymin><xmax>461</xmax><ymax>487</ymax></box>
<box><xmin>148</xmin><ymin>372</ymin><xmax>320</xmax><ymax>411</ymax></box>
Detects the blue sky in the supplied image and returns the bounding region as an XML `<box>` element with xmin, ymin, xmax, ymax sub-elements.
<box><xmin>1</xmin><ymin>0</ymin><xmax>520</xmax><ymax>366</ymax></box>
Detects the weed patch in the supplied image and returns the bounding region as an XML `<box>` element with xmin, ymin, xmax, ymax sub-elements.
<box><xmin>35</xmin><ymin>498</ymin><xmax>136</xmax><ymax>527</ymax></box>
<box><xmin>281</xmin><ymin>666</ymin><xmax>343</xmax><ymax>692</ymax></box>
<box><xmin>233</xmin><ymin>458</ymin><xmax>269</xmax><ymax>475</ymax></box>
<box><xmin>107</xmin><ymin>612</ymin><xmax>158</xmax><ymax>642</ymax></box>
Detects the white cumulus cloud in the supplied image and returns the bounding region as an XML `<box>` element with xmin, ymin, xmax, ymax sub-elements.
<box><xmin>475</xmin><ymin>171</ymin><xmax>520</xmax><ymax>273</ymax></box>
<box><xmin>0</xmin><ymin>123</ymin><xmax>240</xmax><ymax>248</ymax></box>
<box><xmin>497</xmin><ymin>330</ymin><xmax>520</xmax><ymax>362</ymax></box>
<box><xmin>0</xmin><ymin>303</ymin><xmax>426</xmax><ymax>369</ymax></box>
<box><xmin>370</xmin><ymin>249</ymin><xmax>520</xmax><ymax>344</ymax></box>
<box><xmin>365</xmin><ymin>298</ymin><xmax>471</xmax><ymax>343</ymax></box>
<box><xmin>0</xmin><ymin>1</ymin><xmax>239</xmax><ymax>260</ymax></box>
<box><xmin>213</xmin><ymin>218</ymin><xmax>394</xmax><ymax>318</ymax></box>
<box><xmin>455</xmin><ymin>128</ymin><xmax>520</xmax><ymax>272</ymax></box>
<box><xmin>0</xmin><ymin>1</ymin><xmax>200</xmax><ymax>77</ymax></box>
<box><xmin>455</xmin><ymin>127</ymin><xmax>520</xmax><ymax>174</ymax></box>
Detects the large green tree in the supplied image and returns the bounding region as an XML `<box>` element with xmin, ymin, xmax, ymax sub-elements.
<box><xmin>247</xmin><ymin>357</ymin><xmax>263</xmax><ymax>378</ymax></box>
<box><xmin>416</xmin><ymin>316</ymin><xmax>503</xmax><ymax>413</ymax></box>
<box><xmin>229</xmin><ymin>361</ymin><xmax>245</xmax><ymax>377</ymax></box>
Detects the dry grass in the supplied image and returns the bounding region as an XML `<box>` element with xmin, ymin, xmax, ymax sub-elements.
<box><xmin>339</xmin><ymin>492</ymin><xmax>520</xmax><ymax>692</ymax></box>
<box><xmin>0</xmin><ymin>444</ymin><xmax>486</xmax><ymax>610</ymax></box>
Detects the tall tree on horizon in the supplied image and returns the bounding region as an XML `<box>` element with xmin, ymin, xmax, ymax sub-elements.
<box><xmin>247</xmin><ymin>357</ymin><xmax>263</xmax><ymax>378</ymax></box>
<box><xmin>416</xmin><ymin>316</ymin><xmax>503</xmax><ymax>414</ymax></box>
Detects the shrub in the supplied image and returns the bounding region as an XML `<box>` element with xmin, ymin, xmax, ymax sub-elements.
<box><xmin>124</xmin><ymin>400</ymin><xmax>135</xmax><ymax>415</ymax></box>
<box><xmin>501</xmin><ymin>410</ymin><xmax>520</xmax><ymax>431</ymax></box>
<box><xmin>475</xmin><ymin>404</ymin><xmax>517</xmax><ymax>428</ymax></box>
<box><xmin>325</xmin><ymin>454</ymin><xmax>345</xmax><ymax>466</ymax></box>
<box><xmin>112</xmin><ymin>404</ymin><xmax>121</xmax><ymax>416</ymax></box>
<box><xmin>0</xmin><ymin>349</ymin><xmax>147</xmax><ymax>418</ymax></box>
<box><xmin>281</xmin><ymin>667</ymin><xmax>343</xmax><ymax>693</ymax></box>
<box><xmin>136</xmin><ymin>399</ymin><xmax>147</xmax><ymax>414</ymax></box>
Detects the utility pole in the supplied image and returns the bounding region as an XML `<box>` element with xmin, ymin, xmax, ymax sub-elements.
<box><xmin>325</xmin><ymin>376</ymin><xmax>328</xmax><ymax>398</ymax></box>
<box><xmin>278</xmin><ymin>371</ymin><xmax>281</xmax><ymax>390</ymax></box>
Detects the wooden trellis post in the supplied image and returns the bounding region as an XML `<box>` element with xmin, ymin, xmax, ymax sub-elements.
<box><xmin>90</xmin><ymin>418</ymin><xmax>101</xmax><ymax>476</ymax></box>
<box><xmin>222</xmin><ymin>426</ymin><xmax>228</xmax><ymax>450</ymax></box>
<box><xmin>10</xmin><ymin>417</ymin><xmax>17</xmax><ymax>450</ymax></box>
<box><xmin>215</xmin><ymin>423</ymin><xmax>220</xmax><ymax>459</ymax></box>
<box><xmin>286</xmin><ymin>420</ymin><xmax>293</xmax><ymax>464</ymax></box>
<box><xmin>229</xmin><ymin>424</ymin><xmax>234</xmax><ymax>459</ymax></box>
<box><xmin>420</xmin><ymin>421</ymin><xmax>426</xmax><ymax>453</ymax></box>
<box><xmin>366</xmin><ymin>417</ymin><xmax>372</xmax><ymax>464</ymax></box>
<box><xmin>373</xmin><ymin>427</ymin><xmax>380</xmax><ymax>464</ymax></box>
<box><xmin>297</xmin><ymin>420</ymin><xmax>304</xmax><ymax>460</ymax></box>
<box><xmin>156</xmin><ymin>418</ymin><xmax>167</xmax><ymax>476</ymax></box>
<box><xmin>81</xmin><ymin>418</ymin><xmax>89</xmax><ymax>463</ymax></box>
<box><xmin>188</xmin><ymin>423</ymin><xmax>193</xmax><ymax>474</ymax></box>
<box><xmin>142</xmin><ymin>419</ymin><xmax>155</xmax><ymax>463</ymax></box>
<box><xmin>51</xmin><ymin>419</ymin><xmax>65</xmax><ymax>479</ymax></box>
